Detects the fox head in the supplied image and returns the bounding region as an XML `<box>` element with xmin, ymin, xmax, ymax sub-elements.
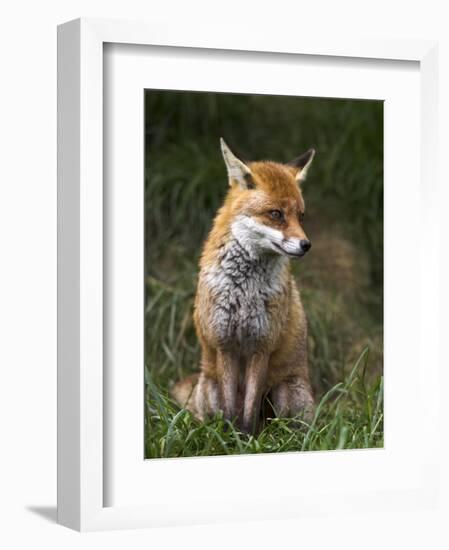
<box><xmin>220</xmin><ymin>138</ymin><xmax>315</xmax><ymax>259</ymax></box>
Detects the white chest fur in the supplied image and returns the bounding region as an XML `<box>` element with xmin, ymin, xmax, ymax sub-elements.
<box><xmin>203</xmin><ymin>239</ymin><xmax>288</xmax><ymax>350</ymax></box>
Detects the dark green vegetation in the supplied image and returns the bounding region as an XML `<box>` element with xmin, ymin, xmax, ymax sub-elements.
<box><xmin>144</xmin><ymin>91</ymin><xmax>383</xmax><ymax>458</ymax></box>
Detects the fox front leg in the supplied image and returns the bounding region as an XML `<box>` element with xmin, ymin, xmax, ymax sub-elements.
<box><xmin>216</xmin><ymin>350</ymin><xmax>239</xmax><ymax>422</ymax></box>
<box><xmin>241</xmin><ymin>353</ymin><xmax>269</xmax><ymax>434</ymax></box>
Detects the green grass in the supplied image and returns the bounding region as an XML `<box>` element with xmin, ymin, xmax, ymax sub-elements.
<box><xmin>145</xmin><ymin>348</ymin><xmax>383</xmax><ymax>458</ymax></box>
<box><xmin>144</xmin><ymin>91</ymin><xmax>383</xmax><ymax>457</ymax></box>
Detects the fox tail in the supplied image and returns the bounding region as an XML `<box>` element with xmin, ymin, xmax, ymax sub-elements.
<box><xmin>170</xmin><ymin>373</ymin><xmax>199</xmax><ymax>409</ymax></box>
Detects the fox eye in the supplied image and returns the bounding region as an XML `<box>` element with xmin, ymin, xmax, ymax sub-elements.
<box><xmin>299</xmin><ymin>211</ymin><xmax>305</xmax><ymax>222</ymax></box>
<box><xmin>269</xmin><ymin>209</ymin><xmax>283</xmax><ymax>221</ymax></box>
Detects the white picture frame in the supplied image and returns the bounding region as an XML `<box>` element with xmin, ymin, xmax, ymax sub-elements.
<box><xmin>57</xmin><ymin>17</ymin><xmax>440</xmax><ymax>531</ymax></box>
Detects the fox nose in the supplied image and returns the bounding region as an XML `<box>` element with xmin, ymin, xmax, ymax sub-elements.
<box><xmin>300</xmin><ymin>239</ymin><xmax>312</xmax><ymax>253</ymax></box>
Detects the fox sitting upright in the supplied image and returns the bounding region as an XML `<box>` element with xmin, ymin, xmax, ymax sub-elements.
<box><xmin>172</xmin><ymin>139</ymin><xmax>316</xmax><ymax>434</ymax></box>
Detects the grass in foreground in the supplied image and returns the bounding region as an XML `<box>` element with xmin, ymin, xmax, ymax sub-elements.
<box><xmin>145</xmin><ymin>348</ymin><xmax>383</xmax><ymax>459</ymax></box>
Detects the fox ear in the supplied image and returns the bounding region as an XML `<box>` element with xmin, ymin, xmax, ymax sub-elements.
<box><xmin>288</xmin><ymin>148</ymin><xmax>316</xmax><ymax>183</ymax></box>
<box><xmin>220</xmin><ymin>138</ymin><xmax>254</xmax><ymax>189</ymax></box>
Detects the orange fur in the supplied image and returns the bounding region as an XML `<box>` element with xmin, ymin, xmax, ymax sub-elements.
<box><xmin>171</xmin><ymin>147</ymin><xmax>315</xmax><ymax>433</ymax></box>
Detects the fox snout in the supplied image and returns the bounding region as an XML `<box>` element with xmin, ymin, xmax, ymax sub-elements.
<box><xmin>277</xmin><ymin>237</ymin><xmax>311</xmax><ymax>258</ymax></box>
<box><xmin>300</xmin><ymin>239</ymin><xmax>312</xmax><ymax>253</ymax></box>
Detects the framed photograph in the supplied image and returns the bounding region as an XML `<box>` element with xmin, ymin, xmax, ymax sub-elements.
<box><xmin>57</xmin><ymin>18</ymin><xmax>440</xmax><ymax>531</ymax></box>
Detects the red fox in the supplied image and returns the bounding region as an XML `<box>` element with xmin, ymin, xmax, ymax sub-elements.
<box><xmin>172</xmin><ymin>139</ymin><xmax>315</xmax><ymax>434</ymax></box>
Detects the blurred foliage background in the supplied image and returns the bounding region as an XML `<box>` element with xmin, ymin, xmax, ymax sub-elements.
<box><xmin>144</xmin><ymin>91</ymin><xmax>383</xmax><ymax>456</ymax></box>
